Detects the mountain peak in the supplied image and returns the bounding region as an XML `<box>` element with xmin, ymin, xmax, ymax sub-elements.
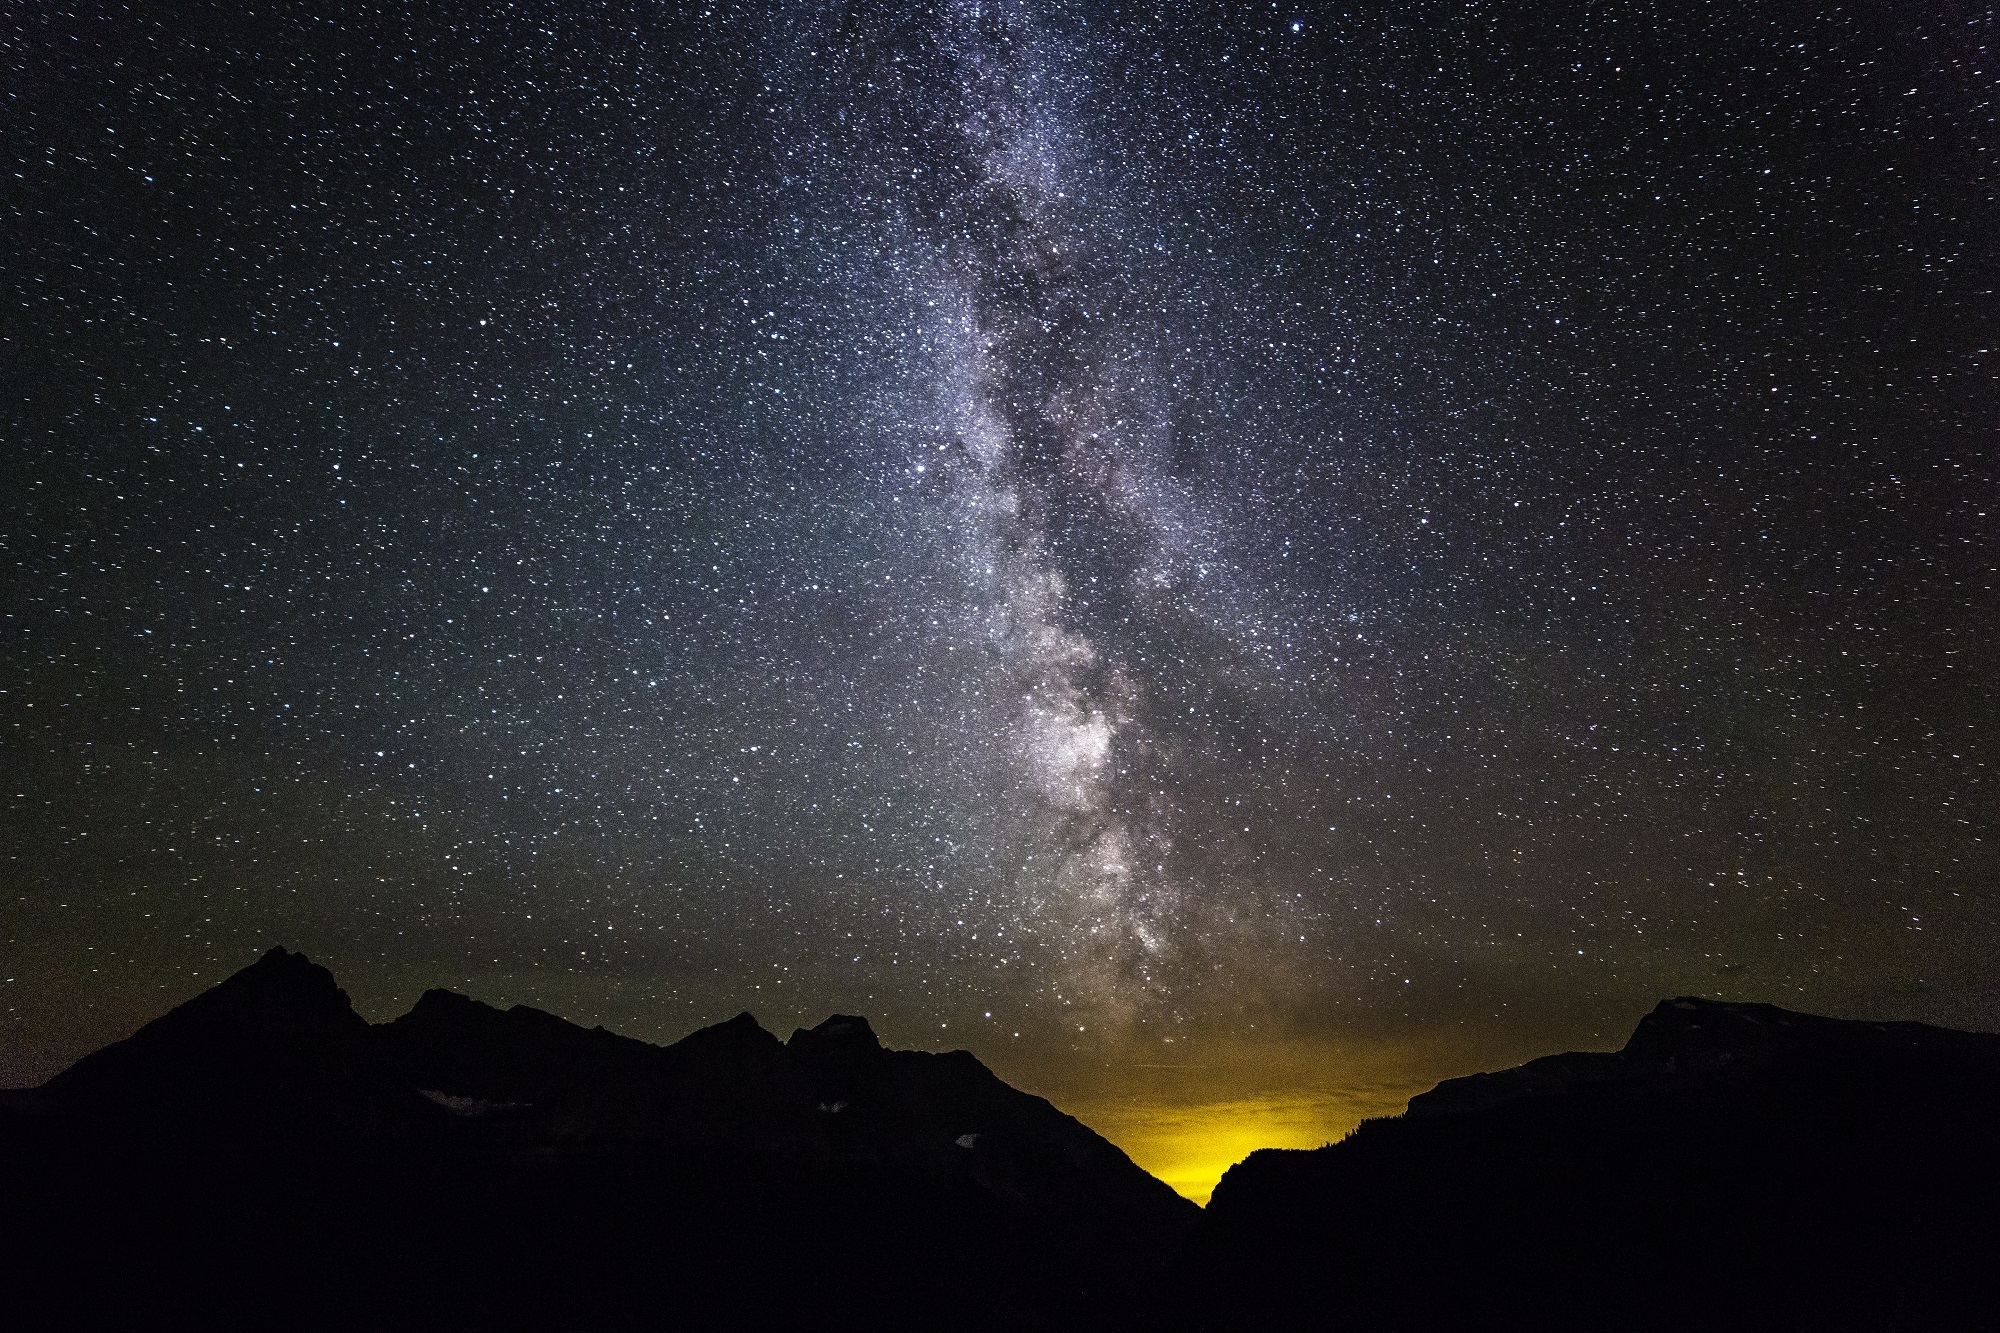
<box><xmin>404</xmin><ymin>987</ymin><xmax>486</xmax><ymax>1018</ymax></box>
<box><xmin>38</xmin><ymin>946</ymin><xmax>373</xmax><ymax>1113</ymax></box>
<box><xmin>374</xmin><ymin>986</ymin><xmax>661</xmax><ymax>1105</ymax></box>
<box><xmin>1635</xmin><ymin>994</ymin><xmax>1801</xmax><ymax>1031</ymax></box>
<box><xmin>227</xmin><ymin>946</ymin><xmax>353</xmax><ymax>1009</ymax></box>
<box><xmin>117</xmin><ymin>944</ymin><xmax>359</xmax><ymax>1041</ymax></box>
<box><xmin>1619</xmin><ymin>994</ymin><xmax>2000</xmax><ymax>1068</ymax></box>
<box><xmin>652</xmin><ymin>1011</ymin><xmax>783</xmax><ymax>1073</ymax></box>
<box><xmin>1402</xmin><ymin>995</ymin><xmax>2000</xmax><ymax>1123</ymax></box>
<box><xmin>788</xmin><ymin>1014</ymin><xmax>882</xmax><ymax>1053</ymax></box>
<box><xmin>675</xmin><ymin>1009</ymin><xmax>777</xmax><ymax>1047</ymax></box>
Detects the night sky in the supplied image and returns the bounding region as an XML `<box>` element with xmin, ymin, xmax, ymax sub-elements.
<box><xmin>6</xmin><ymin>0</ymin><xmax>1996</xmax><ymax>1200</ymax></box>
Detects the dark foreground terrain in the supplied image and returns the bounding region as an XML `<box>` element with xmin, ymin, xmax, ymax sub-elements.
<box><xmin>1180</xmin><ymin>996</ymin><xmax>2000</xmax><ymax>1332</ymax></box>
<box><xmin>4</xmin><ymin>952</ymin><xmax>1998</xmax><ymax>1330</ymax></box>
<box><xmin>0</xmin><ymin>949</ymin><xmax>1194</xmax><ymax>1330</ymax></box>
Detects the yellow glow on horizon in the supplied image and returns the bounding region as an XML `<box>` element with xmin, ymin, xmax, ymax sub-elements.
<box><xmin>1077</xmin><ymin>1088</ymin><xmax>1410</xmax><ymax>1206</ymax></box>
<box><xmin>1011</xmin><ymin>1027</ymin><xmax>1540</xmax><ymax>1208</ymax></box>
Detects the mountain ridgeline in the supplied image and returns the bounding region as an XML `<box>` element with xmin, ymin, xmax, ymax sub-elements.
<box><xmin>0</xmin><ymin>948</ymin><xmax>1193</xmax><ymax>1330</ymax></box>
<box><xmin>1182</xmin><ymin>996</ymin><xmax>2000</xmax><ymax>1331</ymax></box>
<box><xmin>3</xmin><ymin>950</ymin><xmax>1998</xmax><ymax>1330</ymax></box>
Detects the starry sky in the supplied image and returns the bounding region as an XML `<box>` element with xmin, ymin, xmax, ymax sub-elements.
<box><xmin>6</xmin><ymin>0</ymin><xmax>1996</xmax><ymax>1200</ymax></box>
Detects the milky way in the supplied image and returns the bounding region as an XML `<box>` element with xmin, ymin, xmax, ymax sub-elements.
<box><xmin>6</xmin><ymin>0</ymin><xmax>1997</xmax><ymax>1185</ymax></box>
<box><xmin>904</xmin><ymin>3</ymin><xmax>1273</xmax><ymax>1002</ymax></box>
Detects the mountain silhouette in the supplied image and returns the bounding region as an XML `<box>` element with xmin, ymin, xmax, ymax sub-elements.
<box><xmin>1176</xmin><ymin>997</ymin><xmax>2000</xmax><ymax>1331</ymax></box>
<box><xmin>0</xmin><ymin>948</ymin><xmax>1195</xmax><ymax>1331</ymax></box>
<box><xmin>8</xmin><ymin>962</ymin><xmax>1998</xmax><ymax>1330</ymax></box>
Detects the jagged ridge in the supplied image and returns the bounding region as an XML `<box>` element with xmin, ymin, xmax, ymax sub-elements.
<box><xmin>1</xmin><ymin>947</ymin><xmax>1195</xmax><ymax>1333</ymax></box>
